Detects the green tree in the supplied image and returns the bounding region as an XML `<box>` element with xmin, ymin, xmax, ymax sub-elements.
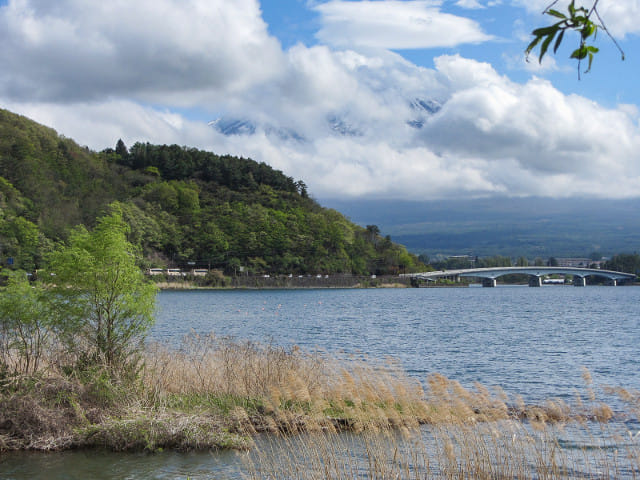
<box><xmin>0</xmin><ymin>216</ymin><xmax>48</xmax><ymax>271</ymax></box>
<box><xmin>478</xmin><ymin>256</ymin><xmax>512</xmax><ymax>268</ymax></box>
<box><xmin>115</xmin><ymin>139</ymin><xmax>129</xmax><ymax>159</ymax></box>
<box><xmin>605</xmin><ymin>253</ymin><xmax>640</xmax><ymax>276</ymax></box>
<box><xmin>0</xmin><ymin>271</ymin><xmax>52</xmax><ymax>376</ymax></box>
<box><xmin>47</xmin><ymin>212</ymin><xmax>157</xmax><ymax>370</ymax></box>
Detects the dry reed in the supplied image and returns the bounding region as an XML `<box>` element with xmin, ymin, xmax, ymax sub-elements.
<box><xmin>1</xmin><ymin>330</ymin><xmax>639</xmax><ymax>480</ymax></box>
<box><xmin>141</xmin><ymin>333</ymin><xmax>433</xmax><ymax>434</ymax></box>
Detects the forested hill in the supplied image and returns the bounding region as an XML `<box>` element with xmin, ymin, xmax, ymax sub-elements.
<box><xmin>0</xmin><ymin>108</ymin><xmax>423</xmax><ymax>275</ymax></box>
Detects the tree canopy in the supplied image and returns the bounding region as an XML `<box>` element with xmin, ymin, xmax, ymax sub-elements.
<box><xmin>0</xmin><ymin>108</ymin><xmax>424</xmax><ymax>277</ymax></box>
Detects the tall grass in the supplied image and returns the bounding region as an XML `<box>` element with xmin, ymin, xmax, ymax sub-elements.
<box><xmin>141</xmin><ymin>333</ymin><xmax>432</xmax><ymax>433</ymax></box>
<box><xmin>246</xmin><ymin>419</ymin><xmax>640</xmax><ymax>479</ymax></box>
<box><xmin>1</xmin><ymin>331</ymin><xmax>639</xmax><ymax>480</ymax></box>
<box><xmin>246</xmin><ymin>378</ymin><xmax>640</xmax><ymax>479</ymax></box>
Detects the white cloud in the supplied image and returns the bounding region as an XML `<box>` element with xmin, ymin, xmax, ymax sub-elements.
<box><xmin>417</xmin><ymin>55</ymin><xmax>640</xmax><ymax>195</ymax></box>
<box><xmin>455</xmin><ymin>0</ymin><xmax>485</xmax><ymax>9</ymax></box>
<box><xmin>314</xmin><ymin>0</ymin><xmax>493</xmax><ymax>49</ymax></box>
<box><xmin>0</xmin><ymin>0</ymin><xmax>284</xmax><ymax>103</ymax></box>
<box><xmin>0</xmin><ymin>99</ymin><xmax>216</xmax><ymax>150</ymax></box>
<box><xmin>503</xmin><ymin>51</ymin><xmax>563</xmax><ymax>73</ymax></box>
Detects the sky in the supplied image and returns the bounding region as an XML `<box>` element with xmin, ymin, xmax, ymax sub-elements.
<box><xmin>1</xmin><ymin>0</ymin><xmax>640</xmax><ymax>201</ymax></box>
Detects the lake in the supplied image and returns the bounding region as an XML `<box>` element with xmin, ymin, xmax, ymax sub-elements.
<box><xmin>153</xmin><ymin>286</ymin><xmax>640</xmax><ymax>402</ymax></box>
<box><xmin>2</xmin><ymin>285</ymin><xmax>639</xmax><ymax>479</ymax></box>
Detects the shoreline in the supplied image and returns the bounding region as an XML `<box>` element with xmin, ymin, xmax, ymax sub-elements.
<box><xmin>152</xmin><ymin>274</ymin><xmax>415</xmax><ymax>290</ymax></box>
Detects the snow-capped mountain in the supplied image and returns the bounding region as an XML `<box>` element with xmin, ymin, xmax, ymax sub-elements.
<box><xmin>210</xmin><ymin>97</ymin><xmax>442</xmax><ymax>140</ymax></box>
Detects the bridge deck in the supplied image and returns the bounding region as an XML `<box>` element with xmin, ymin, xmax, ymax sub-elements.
<box><xmin>404</xmin><ymin>266</ymin><xmax>636</xmax><ymax>282</ymax></box>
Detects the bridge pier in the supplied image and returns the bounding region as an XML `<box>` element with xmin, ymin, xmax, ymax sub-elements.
<box><xmin>482</xmin><ymin>278</ymin><xmax>497</xmax><ymax>288</ymax></box>
<box><xmin>528</xmin><ymin>276</ymin><xmax>542</xmax><ymax>287</ymax></box>
<box><xmin>573</xmin><ymin>276</ymin><xmax>586</xmax><ymax>287</ymax></box>
<box><xmin>605</xmin><ymin>278</ymin><xmax>618</xmax><ymax>286</ymax></box>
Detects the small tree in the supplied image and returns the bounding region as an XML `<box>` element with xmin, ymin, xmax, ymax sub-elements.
<box><xmin>47</xmin><ymin>212</ymin><xmax>157</xmax><ymax>371</ymax></box>
<box><xmin>0</xmin><ymin>271</ymin><xmax>52</xmax><ymax>376</ymax></box>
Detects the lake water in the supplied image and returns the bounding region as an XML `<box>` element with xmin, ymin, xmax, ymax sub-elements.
<box><xmin>153</xmin><ymin>286</ymin><xmax>640</xmax><ymax>402</ymax></box>
<box><xmin>3</xmin><ymin>285</ymin><xmax>639</xmax><ymax>479</ymax></box>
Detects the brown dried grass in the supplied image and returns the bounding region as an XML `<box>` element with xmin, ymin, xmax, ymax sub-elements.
<box><xmin>141</xmin><ymin>333</ymin><xmax>432</xmax><ymax>433</ymax></box>
<box><xmin>2</xmin><ymin>331</ymin><xmax>639</xmax><ymax>470</ymax></box>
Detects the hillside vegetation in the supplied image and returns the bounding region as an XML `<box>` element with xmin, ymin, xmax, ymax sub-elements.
<box><xmin>0</xmin><ymin>108</ymin><xmax>423</xmax><ymax>276</ymax></box>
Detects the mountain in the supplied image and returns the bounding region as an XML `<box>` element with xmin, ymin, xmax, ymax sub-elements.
<box><xmin>211</xmin><ymin>97</ymin><xmax>441</xmax><ymax>141</ymax></box>
<box><xmin>320</xmin><ymin>197</ymin><xmax>640</xmax><ymax>259</ymax></box>
<box><xmin>0</xmin><ymin>108</ymin><xmax>422</xmax><ymax>275</ymax></box>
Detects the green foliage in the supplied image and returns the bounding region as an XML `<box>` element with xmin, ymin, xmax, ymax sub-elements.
<box><xmin>604</xmin><ymin>253</ymin><xmax>640</xmax><ymax>276</ymax></box>
<box><xmin>46</xmin><ymin>212</ymin><xmax>157</xmax><ymax>369</ymax></box>
<box><xmin>0</xmin><ymin>108</ymin><xmax>424</xmax><ymax>276</ymax></box>
<box><xmin>0</xmin><ymin>271</ymin><xmax>53</xmax><ymax>376</ymax></box>
<box><xmin>526</xmin><ymin>1</ymin><xmax>624</xmax><ymax>78</ymax></box>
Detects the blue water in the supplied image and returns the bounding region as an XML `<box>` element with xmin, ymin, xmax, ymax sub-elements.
<box><xmin>153</xmin><ymin>286</ymin><xmax>640</xmax><ymax>403</ymax></box>
<box><xmin>3</xmin><ymin>286</ymin><xmax>639</xmax><ymax>479</ymax></box>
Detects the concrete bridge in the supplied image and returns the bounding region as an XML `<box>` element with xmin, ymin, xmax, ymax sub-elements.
<box><xmin>404</xmin><ymin>267</ymin><xmax>636</xmax><ymax>287</ymax></box>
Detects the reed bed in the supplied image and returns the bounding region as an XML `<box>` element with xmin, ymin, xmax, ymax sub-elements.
<box><xmin>245</xmin><ymin>419</ymin><xmax>640</xmax><ymax>479</ymax></box>
<box><xmin>1</xmin><ymin>332</ymin><xmax>639</xmax><ymax>480</ymax></box>
<box><xmin>141</xmin><ymin>333</ymin><xmax>433</xmax><ymax>433</ymax></box>
<box><xmin>246</xmin><ymin>387</ymin><xmax>640</xmax><ymax>480</ymax></box>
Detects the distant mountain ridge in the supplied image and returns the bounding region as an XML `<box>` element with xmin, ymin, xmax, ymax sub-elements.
<box><xmin>321</xmin><ymin>197</ymin><xmax>640</xmax><ymax>259</ymax></box>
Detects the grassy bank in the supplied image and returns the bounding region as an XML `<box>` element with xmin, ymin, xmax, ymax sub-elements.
<box><xmin>1</xmin><ymin>336</ymin><xmax>639</xmax><ymax>477</ymax></box>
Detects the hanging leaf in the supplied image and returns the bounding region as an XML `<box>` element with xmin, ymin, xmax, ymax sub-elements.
<box><xmin>553</xmin><ymin>29</ymin><xmax>565</xmax><ymax>54</ymax></box>
<box><xmin>526</xmin><ymin>1</ymin><xmax>624</xmax><ymax>78</ymax></box>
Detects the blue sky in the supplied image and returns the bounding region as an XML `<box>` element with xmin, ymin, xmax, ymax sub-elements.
<box><xmin>1</xmin><ymin>0</ymin><xmax>639</xmax><ymax>201</ymax></box>
<box><xmin>259</xmin><ymin>1</ymin><xmax>639</xmax><ymax>107</ymax></box>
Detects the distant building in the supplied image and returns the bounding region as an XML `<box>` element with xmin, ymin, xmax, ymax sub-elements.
<box><xmin>555</xmin><ymin>258</ymin><xmax>601</xmax><ymax>269</ymax></box>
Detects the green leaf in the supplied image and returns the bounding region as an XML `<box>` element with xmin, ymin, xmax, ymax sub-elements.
<box><xmin>547</xmin><ymin>9</ymin><xmax>567</xmax><ymax>19</ymax></box>
<box><xmin>570</xmin><ymin>45</ymin><xmax>588</xmax><ymax>60</ymax></box>
<box><xmin>581</xmin><ymin>22</ymin><xmax>596</xmax><ymax>39</ymax></box>
<box><xmin>525</xmin><ymin>35</ymin><xmax>543</xmax><ymax>56</ymax></box>
<box><xmin>587</xmin><ymin>52</ymin><xmax>595</xmax><ymax>72</ymax></box>
<box><xmin>539</xmin><ymin>32</ymin><xmax>556</xmax><ymax>62</ymax></box>
<box><xmin>553</xmin><ymin>29</ymin><xmax>565</xmax><ymax>54</ymax></box>
<box><xmin>532</xmin><ymin>24</ymin><xmax>560</xmax><ymax>36</ymax></box>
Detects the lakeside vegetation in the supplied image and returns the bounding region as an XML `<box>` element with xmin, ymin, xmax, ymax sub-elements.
<box><xmin>1</xmin><ymin>332</ymin><xmax>639</xmax><ymax>478</ymax></box>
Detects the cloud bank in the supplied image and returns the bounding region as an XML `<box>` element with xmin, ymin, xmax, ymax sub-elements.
<box><xmin>1</xmin><ymin>0</ymin><xmax>639</xmax><ymax>201</ymax></box>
